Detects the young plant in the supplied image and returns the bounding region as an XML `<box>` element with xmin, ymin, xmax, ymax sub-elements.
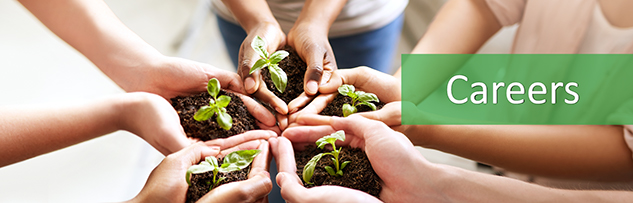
<box><xmin>249</xmin><ymin>35</ymin><xmax>289</xmax><ymax>93</ymax></box>
<box><xmin>302</xmin><ymin>130</ymin><xmax>351</xmax><ymax>184</ymax></box>
<box><xmin>338</xmin><ymin>84</ymin><xmax>380</xmax><ymax>117</ymax></box>
<box><xmin>186</xmin><ymin>149</ymin><xmax>261</xmax><ymax>190</ymax></box>
<box><xmin>194</xmin><ymin>78</ymin><xmax>232</xmax><ymax>130</ymax></box>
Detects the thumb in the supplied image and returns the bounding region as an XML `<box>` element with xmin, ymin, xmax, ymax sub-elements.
<box><xmin>354</xmin><ymin>102</ymin><xmax>402</xmax><ymax>127</ymax></box>
<box><xmin>303</xmin><ymin>50</ymin><xmax>325</xmax><ymax>95</ymax></box>
<box><xmin>277</xmin><ymin>172</ymin><xmax>309</xmax><ymax>203</ymax></box>
<box><xmin>200</xmin><ymin>172</ymin><xmax>272</xmax><ymax>203</ymax></box>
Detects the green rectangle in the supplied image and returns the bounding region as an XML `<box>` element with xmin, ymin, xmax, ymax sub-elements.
<box><xmin>401</xmin><ymin>54</ymin><xmax>633</xmax><ymax>125</ymax></box>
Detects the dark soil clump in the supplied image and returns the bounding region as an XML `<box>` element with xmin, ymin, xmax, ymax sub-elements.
<box><xmin>319</xmin><ymin>94</ymin><xmax>385</xmax><ymax>117</ymax></box>
<box><xmin>261</xmin><ymin>45</ymin><xmax>306</xmax><ymax>104</ymax></box>
<box><xmin>171</xmin><ymin>90</ymin><xmax>258</xmax><ymax>141</ymax></box>
<box><xmin>295</xmin><ymin>146</ymin><xmax>382</xmax><ymax>197</ymax></box>
<box><xmin>185</xmin><ymin>158</ymin><xmax>251</xmax><ymax>203</ymax></box>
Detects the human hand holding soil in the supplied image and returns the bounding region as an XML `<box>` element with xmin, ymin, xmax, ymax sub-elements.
<box><xmin>279</xmin><ymin>115</ymin><xmax>439</xmax><ymax>202</ymax></box>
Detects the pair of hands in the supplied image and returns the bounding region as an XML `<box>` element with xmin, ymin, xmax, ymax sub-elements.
<box><xmin>128</xmin><ymin>130</ymin><xmax>276</xmax><ymax>203</ymax></box>
<box><xmin>272</xmin><ymin>115</ymin><xmax>439</xmax><ymax>202</ymax></box>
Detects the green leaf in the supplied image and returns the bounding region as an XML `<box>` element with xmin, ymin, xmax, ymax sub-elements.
<box><xmin>358</xmin><ymin>92</ymin><xmax>379</xmax><ymax>103</ymax></box>
<box><xmin>218</xmin><ymin>149</ymin><xmax>261</xmax><ymax>173</ymax></box>
<box><xmin>216</xmin><ymin>108</ymin><xmax>233</xmax><ymax>130</ymax></box>
<box><xmin>269</xmin><ymin>50</ymin><xmax>289</xmax><ymax>64</ymax></box>
<box><xmin>250</xmin><ymin>58</ymin><xmax>269</xmax><ymax>74</ymax></box>
<box><xmin>206</xmin><ymin>156</ymin><xmax>219</xmax><ymax>168</ymax></box>
<box><xmin>316</xmin><ymin>130</ymin><xmax>346</xmax><ymax>149</ymax></box>
<box><xmin>336</xmin><ymin>170</ymin><xmax>343</xmax><ymax>176</ymax></box>
<box><xmin>338</xmin><ymin>84</ymin><xmax>355</xmax><ymax>96</ymax></box>
<box><xmin>194</xmin><ymin>106</ymin><xmax>216</xmax><ymax>121</ymax></box>
<box><xmin>324</xmin><ymin>166</ymin><xmax>336</xmax><ymax>176</ymax></box>
<box><xmin>303</xmin><ymin>153</ymin><xmax>324</xmax><ymax>184</ymax></box>
<box><xmin>186</xmin><ymin>164</ymin><xmax>215</xmax><ymax>186</ymax></box>
<box><xmin>341</xmin><ymin>161</ymin><xmax>351</xmax><ymax>170</ymax></box>
<box><xmin>215</xmin><ymin>176</ymin><xmax>226</xmax><ymax>186</ymax></box>
<box><xmin>251</xmin><ymin>35</ymin><xmax>268</xmax><ymax>59</ymax></box>
<box><xmin>268</xmin><ymin>64</ymin><xmax>287</xmax><ymax>93</ymax></box>
<box><xmin>342</xmin><ymin>103</ymin><xmax>357</xmax><ymax>117</ymax></box>
<box><xmin>207</xmin><ymin>78</ymin><xmax>221</xmax><ymax>98</ymax></box>
<box><xmin>362</xmin><ymin>102</ymin><xmax>377</xmax><ymax>111</ymax></box>
<box><xmin>216</xmin><ymin>95</ymin><xmax>231</xmax><ymax>108</ymax></box>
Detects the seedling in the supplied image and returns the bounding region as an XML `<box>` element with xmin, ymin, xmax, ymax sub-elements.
<box><xmin>194</xmin><ymin>78</ymin><xmax>233</xmax><ymax>130</ymax></box>
<box><xmin>302</xmin><ymin>130</ymin><xmax>351</xmax><ymax>184</ymax></box>
<box><xmin>249</xmin><ymin>35</ymin><xmax>289</xmax><ymax>93</ymax></box>
<box><xmin>186</xmin><ymin>149</ymin><xmax>261</xmax><ymax>190</ymax></box>
<box><xmin>338</xmin><ymin>84</ymin><xmax>379</xmax><ymax>117</ymax></box>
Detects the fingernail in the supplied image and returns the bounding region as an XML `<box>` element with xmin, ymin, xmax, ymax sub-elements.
<box><xmin>209</xmin><ymin>146</ymin><xmax>221</xmax><ymax>151</ymax></box>
<box><xmin>289</xmin><ymin>108</ymin><xmax>298</xmax><ymax>114</ymax></box>
<box><xmin>306</xmin><ymin>81</ymin><xmax>318</xmax><ymax>94</ymax></box>
<box><xmin>275</xmin><ymin>107</ymin><xmax>284</xmax><ymax>114</ymax></box>
<box><xmin>245</xmin><ymin>78</ymin><xmax>256</xmax><ymax>93</ymax></box>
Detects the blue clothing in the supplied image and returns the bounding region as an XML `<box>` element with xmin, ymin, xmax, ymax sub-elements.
<box><xmin>216</xmin><ymin>14</ymin><xmax>404</xmax><ymax>74</ymax></box>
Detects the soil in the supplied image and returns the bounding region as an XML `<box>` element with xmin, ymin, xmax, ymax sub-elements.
<box><xmin>319</xmin><ymin>94</ymin><xmax>386</xmax><ymax>117</ymax></box>
<box><xmin>295</xmin><ymin>145</ymin><xmax>382</xmax><ymax>197</ymax></box>
<box><xmin>171</xmin><ymin>90</ymin><xmax>259</xmax><ymax>141</ymax></box>
<box><xmin>261</xmin><ymin>45</ymin><xmax>306</xmax><ymax>104</ymax></box>
<box><xmin>186</xmin><ymin>158</ymin><xmax>251</xmax><ymax>203</ymax></box>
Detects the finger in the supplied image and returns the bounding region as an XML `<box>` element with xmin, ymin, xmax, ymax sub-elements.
<box><xmin>287</xmin><ymin>92</ymin><xmax>315</xmax><ymax>115</ymax></box>
<box><xmin>295</xmin><ymin>114</ymin><xmax>333</xmax><ymax>126</ymax></box>
<box><xmin>295</xmin><ymin>92</ymin><xmax>337</xmax><ymax>115</ymax></box>
<box><xmin>218</xmin><ymin>140</ymin><xmax>265</xmax><ymax>157</ymax></box>
<box><xmin>277</xmin><ymin>172</ymin><xmax>311</xmax><ymax>203</ymax></box>
<box><xmin>354</xmin><ymin>102</ymin><xmax>401</xmax><ymax>127</ymax></box>
<box><xmin>250</xmin><ymin>140</ymin><xmax>270</xmax><ymax>178</ymax></box>
<box><xmin>281</xmin><ymin>125</ymin><xmax>337</xmax><ymax>145</ymax></box>
<box><xmin>199</xmin><ymin>172</ymin><xmax>272</xmax><ymax>203</ymax></box>
<box><xmin>168</xmin><ymin>142</ymin><xmax>220</xmax><ymax>166</ymax></box>
<box><xmin>272</xmin><ymin>137</ymin><xmax>298</xmax><ymax>174</ymax></box>
<box><xmin>204</xmin><ymin>130</ymin><xmax>276</xmax><ymax>149</ymax></box>
<box><xmin>277</xmin><ymin>113</ymin><xmax>289</xmax><ymax>131</ymax></box>
<box><xmin>256</xmin><ymin>121</ymin><xmax>281</xmax><ymax>135</ymax></box>
<box><xmin>319</xmin><ymin>66</ymin><xmax>368</xmax><ymax>93</ymax></box>
<box><xmin>303</xmin><ymin>47</ymin><xmax>326</xmax><ymax>95</ymax></box>
<box><xmin>238</xmin><ymin>41</ymin><xmax>262</xmax><ymax>94</ymax></box>
<box><xmin>202</xmin><ymin>64</ymin><xmax>246</xmax><ymax>94</ymax></box>
<box><xmin>237</xmin><ymin>93</ymin><xmax>277</xmax><ymax>127</ymax></box>
<box><xmin>253</xmin><ymin>81</ymin><xmax>289</xmax><ymax>114</ymax></box>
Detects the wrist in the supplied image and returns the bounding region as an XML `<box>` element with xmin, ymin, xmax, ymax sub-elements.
<box><xmin>404</xmin><ymin>125</ymin><xmax>438</xmax><ymax>148</ymax></box>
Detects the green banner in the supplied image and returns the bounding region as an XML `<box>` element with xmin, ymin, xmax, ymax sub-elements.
<box><xmin>401</xmin><ymin>54</ymin><xmax>633</xmax><ymax>125</ymax></box>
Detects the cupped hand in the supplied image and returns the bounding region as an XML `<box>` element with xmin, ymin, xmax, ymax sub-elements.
<box><xmin>238</xmin><ymin>23</ymin><xmax>288</xmax><ymax>115</ymax></box>
<box><xmin>287</xmin><ymin>23</ymin><xmax>337</xmax><ymax>97</ymax></box>
<box><xmin>279</xmin><ymin>115</ymin><xmax>441</xmax><ymax>202</ymax></box>
<box><xmin>288</xmin><ymin>66</ymin><xmax>400</xmax><ymax>114</ymax></box>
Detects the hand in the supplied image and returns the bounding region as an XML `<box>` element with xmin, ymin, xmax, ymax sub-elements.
<box><xmin>116</xmin><ymin>92</ymin><xmax>192</xmax><ymax>155</ymax></box>
<box><xmin>128</xmin><ymin>131</ymin><xmax>275</xmax><ymax>203</ymax></box>
<box><xmin>279</xmin><ymin>115</ymin><xmax>440</xmax><ymax>202</ymax></box>
<box><xmin>270</xmin><ymin>136</ymin><xmax>382</xmax><ymax>203</ymax></box>
<box><xmin>118</xmin><ymin>56</ymin><xmax>245</xmax><ymax>100</ymax></box>
<box><xmin>286</xmin><ymin>23</ymin><xmax>337</xmax><ymax>97</ymax></box>
<box><xmin>238</xmin><ymin>23</ymin><xmax>288</xmax><ymax>115</ymax></box>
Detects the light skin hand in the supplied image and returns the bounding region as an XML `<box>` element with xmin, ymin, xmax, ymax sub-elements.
<box><xmin>279</xmin><ymin>115</ymin><xmax>439</xmax><ymax>202</ymax></box>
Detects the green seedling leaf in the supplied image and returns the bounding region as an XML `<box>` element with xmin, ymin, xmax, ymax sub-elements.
<box><xmin>341</xmin><ymin>161</ymin><xmax>350</xmax><ymax>170</ymax></box>
<box><xmin>216</xmin><ymin>108</ymin><xmax>233</xmax><ymax>131</ymax></box>
<box><xmin>364</xmin><ymin>102</ymin><xmax>377</xmax><ymax>111</ymax></box>
<box><xmin>303</xmin><ymin>153</ymin><xmax>324</xmax><ymax>184</ymax></box>
<box><xmin>186</xmin><ymin>164</ymin><xmax>215</xmax><ymax>186</ymax></box>
<box><xmin>316</xmin><ymin>130</ymin><xmax>346</xmax><ymax>149</ymax></box>
<box><xmin>269</xmin><ymin>64</ymin><xmax>287</xmax><ymax>93</ymax></box>
<box><xmin>218</xmin><ymin>149</ymin><xmax>261</xmax><ymax>172</ymax></box>
<box><xmin>338</xmin><ymin>84</ymin><xmax>355</xmax><ymax>96</ymax></box>
<box><xmin>208</xmin><ymin>78</ymin><xmax>221</xmax><ymax>98</ymax></box>
<box><xmin>269</xmin><ymin>50</ymin><xmax>289</xmax><ymax>64</ymax></box>
<box><xmin>250</xmin><ymin>58</ymin><xmax>269</xmax><ymax>74</ymax></box>
<box><xmin>358</xmin><ymin>92</ymin><xmax>379</xmax><ymax>103</ymax></box>
<box><xmin>194</xmin><ymin>106</ymin><xmax>216</xmax><ymax>121</ymax></box>
<box><xmin>324</xmin><ymin>166</ymin><xmax>336</xmax><ymax>176</ymax></box>
<box><xmin>216</xmin><ymin>95</ymin><xmax>231</xmax><ymax>108</ymax></box>
<box><xmin>342</xmin><ymin>103</ymin><xmax>357</xmax><ymax>117</ymax></box>
<box><xmin>206</xmin><ymin>156</ymin><xmax>219</xmax><ymax>168</ymax></box>
<box><xmin>251</xmin><ymin>36</ymin><xmax>268</xmax><ymax>59</ymax></box>
<box><xmin>336</xmin><ymin>170</ymin><xmax>343</xmax><ymax>176</ymax></box>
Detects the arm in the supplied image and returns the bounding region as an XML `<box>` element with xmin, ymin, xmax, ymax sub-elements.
<box><xmin>18</xmin><ymin>0</ymin><xmax>244</xmax><ymax>98</ymax></box>
<box><xmin>394</xmin><ymin>0</ymin><xmax>501</xmax><ymax>77</ymax></box>
<box><xmin>0</xmin><ymin>92</ymin><xmax>190</xmax><ymax>166</ymax></box>
<box><xmin>405</xmin><ymin>124</ymin><xmax>633</xmax><ymax>181</ymax></box>
<box><xmin>288</xmin><ymin>0</ymin><xmax>346</xmax><ymax>95</ymax></box>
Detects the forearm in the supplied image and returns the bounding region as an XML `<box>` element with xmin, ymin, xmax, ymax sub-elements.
<box><xmin>394</xmin><ymin>0</ymin><xmax>501</xmax><ymax>77</ymax></box>
<box><xmin>437</xmin><ymin>164</ymin><xmax>633</xmax><ymax>202</ymax></box>
<box><xmin>293</xmin><ymin>0</ymin><xmax>347</xmax><ymax>33</ymax></box>
<box><xmin>0</xmin><ymin>96</ymin><xmax>125</xmax><ymax>167</ymax></box>
<box><xmin>18</xmin><ymin>0</ymin><xmax>164</xmax><ymax>91</ymax></box>
<box><xmin>222</xmin><ymin>0</ymin><xmax>279</xmax><ymax>33</ymax></box>
<box><xmin>411</xmin><ymin>125</ymin><xmax>633</xmax><ymax>181</ymax></box>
